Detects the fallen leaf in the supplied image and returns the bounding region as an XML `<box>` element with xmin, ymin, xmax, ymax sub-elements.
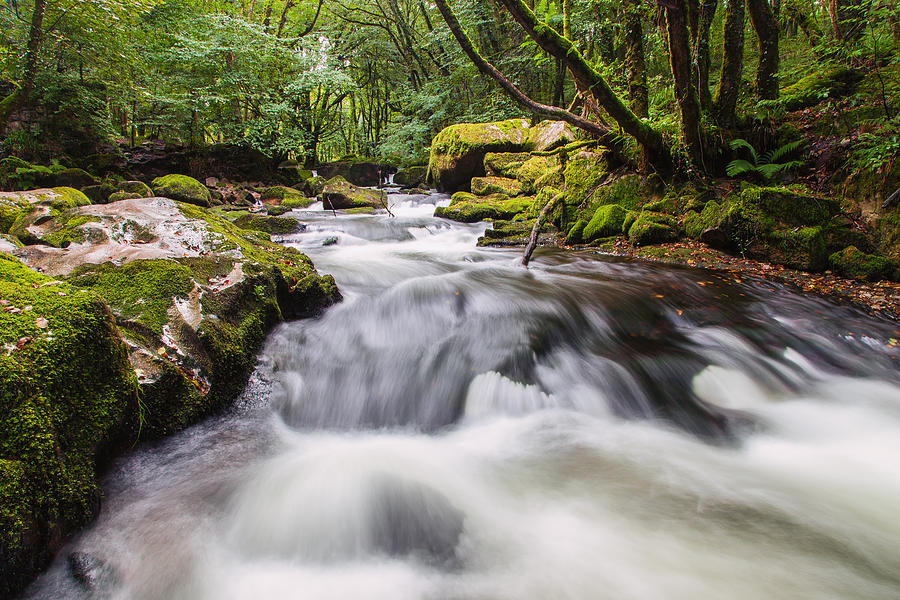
<box><xmin>35</xmin><ymin>317</ymin><xmax>49</xmax><ymax>329</ymax></box>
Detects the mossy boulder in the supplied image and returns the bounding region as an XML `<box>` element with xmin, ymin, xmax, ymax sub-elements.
<box><xmin>471</xmin><ymin>176</ymin><xmax>525</xmax><ymax>197</ymax></box>
<box><xmin>0</xmin><ymin>188</ymin><xmax>92</xmax><ymax>246</ymax></box>
<box><xmin>151</xmin><ymin>174</ymin><xmax>212</xmax><ymax>207</ymax></box>
<box><xmin>484</xmin><ymin>152</ymin><xmax>532</xmax><ymax>178</ymax></box>
<box><xmin>781</xmin><ymin>67</ymin><xmax>863</xmax><ymax>111</ymax></box>
<box><xmin>829</xmin><ymin>245</ymin><xmax>898</xmax><ymax>282</ymax></box>
<box><xmin>584</xmin><ymin>204</ymin><xmax>628</xmax><ymax>242</ymax></box>
<box><xmin>686</xmin><ymin>185</ymin><xmax>838</xmax><ymax>271</ymax></box>
<box><xmin>514</xmin><ymin>155</ymin><xmax>558</xmax><ymax>195</ymax></box>
<box><xmin>565</xmin><ymin>220</ymin><xmax>587</xmax><ymax>245</ymax></box>
<box><xmin>434</xmin><ymin>192</ymin><xmax>531</xmax><ymax>223</ymax></box>
<box><xmin>232</xmin><ymin>213</ymin><xmax>301</xmax><ymax>235</ymax></box>
<box><xmin>14</xmin><ymin>197</ymin><xmax>341</xmax><ymax>441</ymax></box>
<box><xmin>477</xmin><ymin>218</ymin><xmax>555</xmax><ymax>247</ymax></box>
<box><xmin>628</xmin><ymin>212</ymin><xmax>679</xmax><ymax>246</ymax></box>
<box><xmin>260</xmin><ymin>186</ymin><xmax>314</xmax><ymax>209</ymax></box>
<box><xmin>0</xmin><ymin>254</ymin><xmax>140</xmax><ymax>599</ymax></box>
<box><xmin>427</xmin><ymin>119</ymin><xmax>533</xmax><ymax>192</ymax></box>
<box><xmin>302</xmin><ymin>176</ymin><xmax>328</xmax><ymax>197</ymax></box>
<box><xmin>320</xmin><ymin>176</ymin><xmax>386</xmax><ymax>210</ymax></box>
<box><xmin>117</xmin><ymin>180</ymin><xmax>153</xmax><ymax>198</ymax></box>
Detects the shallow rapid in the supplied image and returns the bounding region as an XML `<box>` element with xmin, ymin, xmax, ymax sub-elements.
<box><xmin>24</xmin><ymin>191</ymin><xmax>900</xmax><ymax>600</ymax></box>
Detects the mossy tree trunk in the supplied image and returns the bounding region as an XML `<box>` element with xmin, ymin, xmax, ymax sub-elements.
<box><xmin>714</xmin><ymin>0</ymin><xmax>745</xmax><ymax>126</ymax></box>
<box><xmin>784</xmin><ymin>1</ymin><xmax>823</xmax><ymax>47</ymax></box>
<box><xmin>747</xmin><ymin>0</ymin><xmax>780</xmax><ymax>100</ymax></box>
<box><xmin>624</xmin><ymin>0</ymin><xmax>649</xmax><ymax>119</ymax></box>
<box><xmin>666</xmin><ymin>0</ymin><xmax>706</xmax><ymax>167</ymax></box>
<box><xmin>695</xmin><ymin>0</ymin><xmax>718</xmax><ymax>113</ymax></box>
<box><xmin>490</xmin><ymin>0</ymin><xmax>673</xmax><ymax>175</ymax></box>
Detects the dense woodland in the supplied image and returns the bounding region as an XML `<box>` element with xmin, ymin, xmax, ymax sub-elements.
<box><xmin>0</xmin><ymin>0</ymin><xmax>897</xmax><ymax>172</ymax></box>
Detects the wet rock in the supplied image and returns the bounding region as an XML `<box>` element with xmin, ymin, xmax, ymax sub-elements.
<box><xmin>628</xmin><ymin>212</ymin><xmax>679</xmax><ymax>246</ymax></box>
<box><xmin>301</xmin><ymin>175</ymin><xmax>327</xmax><ymax>197</ymax></box>
<box><xmin>322</xmin><ymin>236</ymin><xmax>339</xmax><ymax>246</ymax></box>
<box><xmin>68</xmin><ymin>551</ymin><xmax>113</xmax><ymax>591</ymax></box>
<box><xmin>369</xmin><ymin>478</ymin><xmax>464</xmax><ymax>568</ymax></box>
<box><xmin>233</xmin><ymin>213</ymin><xmax>302</xmax><ymax>235</ymax></box>
<box><xmin>434</xmin><ymin>192</ymin><xmax>531</xmax><ymax>223</ymax></box>
<box><xmin>320</xmin><ymin>176</ymin><xmax>386</xmax><ymax>210</ymax></box>
<box><xmin>699</xmin><ymin>226</ymin><xmax>733</xmax><ymax>251</ymax></box>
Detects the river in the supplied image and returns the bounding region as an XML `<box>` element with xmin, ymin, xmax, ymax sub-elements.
<box><xmin>23</xmin><ymin>191</ymin><xmax>900</xmax><ymax>599</ymax></box>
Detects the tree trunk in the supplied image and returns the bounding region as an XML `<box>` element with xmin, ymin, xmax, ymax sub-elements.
<box><xmin>784</xmin><ymin>2</ymin><xmax>823</xmax><ymax>47</ymax></box>
<box><xmin>696</xmin><ymin>0</ymin><xmax>717</xmax><ymax>112</ymax></box>
<box><xmin>666</xmin><ymin>0</ymin><xmax>705</xmax><ymax>167</ymax></box>
<box><xmin>828</xmin><ymin>0</ymin><xmax>868</xmax><ymax>41</ymax></box>
<box><xmin>0</xmin><ymin>0</ymin><xmax>46</xmax><ymax>135</ymax></box>
<box><xmin>746</xmin><ymin>0</ymin><xmax>780</xmax><ymax>100</ymax></box>
<box><xmin>491</xmin><ymin>0</ymin><xmax>673</xmax><ymax>174</ymax></box>
<box><xmin>623</xmin><ymin>0</ymin><xmax>649</xmax><ymax>119</ymax></box>
<box><xmin>714</xmin><ymin>0</ymin><xmax>745</xmax><ymax>126</ymax></box>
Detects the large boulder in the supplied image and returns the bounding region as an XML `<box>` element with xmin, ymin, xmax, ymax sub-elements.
<box><xmin>0</xmin><ymin>254</ymin><xmax>140</xmax><ymax>599</ymax></box>
<box><xmin>394</xmin><ymin>166</ymin><xmax>427</xmax><ymax>188</ymax></box>
<box><xmin>427</xmin><ymin>119</ymin><xmax>577</xmax><ymax>193</ymax></box>
<box><xmin>683</xmin><ymin>184</ymin><xmax>840</xmax><ymax>271</ymax></box>
<box><xmin>320</xmin><ymin>176</ymin><xmax>387</xmax><ymax>210</ymax></box>
<box><xmin>151</xmin><ymin>174</ymin><xmax>211</xmax><ymax>207</ymax></box>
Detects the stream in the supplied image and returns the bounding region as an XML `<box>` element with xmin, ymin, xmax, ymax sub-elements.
<box><xmin>23</xmin><ymin>191</ymin><xmax>900</xmax><ymax>600</ymax></box>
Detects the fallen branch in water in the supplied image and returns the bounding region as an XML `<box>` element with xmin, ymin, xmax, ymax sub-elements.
<box><xmin>522</xmin><ymin>191</ymin><xmax>564</xmax><ymax>267</ymax></box>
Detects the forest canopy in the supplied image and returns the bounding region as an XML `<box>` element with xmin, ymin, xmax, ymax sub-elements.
<box><xmin>0</xmin><ymin>0</ymin><xmax>897</xmax><ymax>173</ymax></box>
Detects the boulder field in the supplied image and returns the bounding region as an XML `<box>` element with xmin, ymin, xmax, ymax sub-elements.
<box><xmin>0</xmin><ymin>188</ymin><xmax>340</xmax><ymax>597</ymax></box>
<box><xmin>428</xmin><ymin>119</ymin><xmax>900</xmax><ymax>282</ymax></box>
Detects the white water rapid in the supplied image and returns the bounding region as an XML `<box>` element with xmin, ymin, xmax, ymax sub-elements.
<box><xmin>23</xmin><ymin>191</ymin><xmax>900</xmax><ymax>600</ymax></box>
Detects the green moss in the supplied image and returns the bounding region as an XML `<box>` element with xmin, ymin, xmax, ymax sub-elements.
<box><xmin>67</xmin><ymin>260</ymin><xmax>195</xmax><ymax>334</ymax></box>
<box><xmin>261</xmin><ymin>185</ymin><xmax>313</xmax><ymax>209</ymax></box>
<box><xmin>471</xmin><ymin>176</ymin><xmax>524</xmax><ymax>197</ymax></box>
<box><xmin>628</xmin><ymin>212</ymin><xmax>679</xmax><ymax>246</ymax></box>
<box><xmin>484</xmin><ymin>152</ymin><xmax>531</xmax><ymax>177</ymax></box>
<box><xmin>584</xmin><ymin>204</ymin><xmax>627</xmax><ymax>242</ymax></box>
<box><xmin>477</xmin><ymin>218</ymin><xmax>548</xmax><ymax>247</ymax></box>
<box><xmin>43</xmin><ymin>187</ymin><xmax>90</xmax><ymax>212</ymax></box>
<box><xmin>565</xmin><ymin>220</ymin><xmax>587</xmax><ymax>245</ymax></box>
<box><xmin>561</xmin><ymin>151</ymin><xmax>607</xmax><ymax>231</ymax></box>
<box><xmin>739</xmin><ymin>184</ymin><xmax>838</xmax><ymax>226</ymax></box>
<box><xmin>0</xmin><ymin>254</ymin><xmax>138</xmax><ymax>597</ymax></box>
<box><xmin>117</xmin><ymin>180</ymin><xmax>153</xmax><ymax>198</ymax></box>
<box><xmin>514</xmin><ymin>155</ymin><xmax>557</xmax><ymax>194</ymax></box>
<box><xmin>345</xmin><ymin>207</ymin><xmax>376</xmax><ymax>214</ymax></box>
<box><xmin>151</xmin><ymin>174</ymin><xmax>211</xmax><ymax>207</ymax></box>
<box><xmin>828</xmin><ymin>245</ymin><xmax>898</xmax><ymax>282</ymax></box>
<box><xmin>108</xmin><ymin>191</ymin><xmax>143</xmax><ymax>203</ymax></box>
<box><xmin>233</xmin><ymin>214</ymin><xmax>300</xmax><ymax>235</ymax></box>
<box><xmin>780</xmin><ymin>66</ymin><xmax>862</xmax><ymax>111</ymax></box>
<box><xmin>769</xmin><ymin>226</ymin><xmax>828</xmax><ymax>271</ymax></box>
<box><xmin>434</xmin><ymin>193</ymin><xmax>531</xmax><ymax>223</ymax></box>
<box><xmin>41</xmin><ymin>215</ymin><xmax>101</xmax><ymax>248</ymax></box>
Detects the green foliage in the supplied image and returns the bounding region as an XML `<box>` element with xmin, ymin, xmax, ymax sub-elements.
<box><xmin>726</xmin><ymin>139</ymin><xmax>806</xmax><ymax>181</ymax></box>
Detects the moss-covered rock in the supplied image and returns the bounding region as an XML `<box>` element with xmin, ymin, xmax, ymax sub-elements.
<box><xmin>471</xmin><ymin>176</ymin><xmax>525</xmax><ymax>197</ymax></box>
<box><xmin>565</xmin><ymin>220</ymin><xmax>587</xmax><ymax>245</ymax></box>
<box><xmin>781</xmin><ymin>67</ymin><xmax>863</xmax><ymax>111</ymax></box>
<box><xmin>477</xmin><ymin>217</ymin><xmax>555</xmax><ymax>247</ymax></box>
<box><xmin>320</xmin><ymin>176</ymin><xmax>386</xmax><ymax>210</ymax></box>
<box><xmin>151</xmin><ymin>174</ymin><xmax>212</xmax><ymax>207</ymax></box>
<box><xmin>117</xmin><ymin>180</ymin><xmax>153</xmax><ymax>198</ymax></box>
<box><xmin>484</xmin><ymin>152</ymin><xmax>532</xmax><ymax>178</ymax></box>
<box><xmin>687</xmin><ymin>185</ymin><xmax>838</xmax><ymax>271</ymax></box>
<box><xmin>427</xmin><ymin>119</ymin><xmax>533</xmax><ymax>192</ymax></box>
<box><xmin>829</xmin><ymin>245</ymin><xmax>898</xmax><ymax>282</ymax></box>
<box><xmin>628</xmin><ymin>212</ymin><xmax>679</xmax><ymax>246</ymax></box>
<box><xmin>317</xmin><ymin>158</ymin><xmax>393</xmax><ymax>187</ymax></box>
<box><xmin>515</xmin><ymin>155</ymin><xmax>558</xmax><ymax>195</ymax></box>
<box><xmin>0</xmin><ymin>188</ymin><xmax>92</xmax><ymax>245</ymax></box>
<box><xmin>260</xmin><ymin>185</ymin><xmax>314</xmax><ymax>209</ymax></box>
<box><xmin>232</xmin><ymin>213</ymin><xmax>301</xmax><ymax>235</ymax></box>
<box><xmin>0</xmin><ymin>254</ymin><xmax>139</xmax><ymax>599</ymax></box>
<box><xmin>584</xmin><ymin>204</ymin><xmax>628</xmax><ymax>241</ymax></box>
<box><xmin>434</xmin><ymin>192</ymin><xmax>531</xmax><ymax>223</ymax></box>
<box><xmin>107</xmin><ymin>191</ymin><xmax>143</xmax><ymax>203</ymax></box>
<box><xmin>43</xmin><ymin>168</ymin><xmax>98</xmax><ymax>190</ymax></box>
<box><xmin>302</xmin><ymin>176</ymin><xmax>328</xmax><ymax>197</ymax></box>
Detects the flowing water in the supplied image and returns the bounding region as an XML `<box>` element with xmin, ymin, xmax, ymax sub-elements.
<box><xmin>24</xmin><ymin>192</ymin><xmax>900</xmax><ymax>600</ymax></box>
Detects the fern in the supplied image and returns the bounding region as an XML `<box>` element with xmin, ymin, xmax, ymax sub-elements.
<box><xmin>727</xmin><ymin>138</ymin><xmax>806</xmax><ymax>181</ymax></box>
